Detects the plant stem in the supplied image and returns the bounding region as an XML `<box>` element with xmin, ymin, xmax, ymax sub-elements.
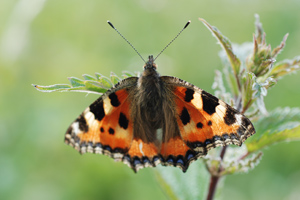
<box><xmin>206</xmin><ymin>176</ymin><xmax>219</xmax><ymax>200</ymax></box>
<box><xmin>206</xmin><ymin>146</ymin><xmax>227</xmax><ymax>200</ymax></box>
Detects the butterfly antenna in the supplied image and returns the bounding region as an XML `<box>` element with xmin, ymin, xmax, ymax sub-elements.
<box><xmin>107</xmin><ymin>21</ymin><xmax>146</xmax><ymax>63</ymax></box>
<box><xmin>154</xmin><ymin>20</ymin><xmax>191</xmax><ymax>61</ymax></box>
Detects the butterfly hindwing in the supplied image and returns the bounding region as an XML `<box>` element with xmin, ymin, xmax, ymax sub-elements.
<box><xmin>124</xmin><ymin>138</ymin><xmax>161</xmax><ymax>172</ymax></box>
<box><xmin>162</xmin><ymin>76</ymin><xmax>255</xmax><ymax>156</ymax></box>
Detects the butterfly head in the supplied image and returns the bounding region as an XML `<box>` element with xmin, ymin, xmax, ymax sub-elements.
<box><xmin>144</xmin><ymin>55</ymin><xmax>157</xmax><ymax>71</ymax></box>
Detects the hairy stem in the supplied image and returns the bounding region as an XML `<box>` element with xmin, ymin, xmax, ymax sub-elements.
<box><xmin>206</xmin><ymin>146</ymin><xmax>227</xmax><ymax>200</ymax></box>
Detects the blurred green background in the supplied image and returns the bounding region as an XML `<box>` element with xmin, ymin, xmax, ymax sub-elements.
<box><xmin>1</xmin><ymin>0</ymin><xmax>300</xmax><ymax>200</ymax></box>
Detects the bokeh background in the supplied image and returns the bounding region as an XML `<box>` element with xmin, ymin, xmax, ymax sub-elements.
<box><xmin>1</xmin><ymin>0</ymin><xmax>300</xmax><ymax>200</ymax></box>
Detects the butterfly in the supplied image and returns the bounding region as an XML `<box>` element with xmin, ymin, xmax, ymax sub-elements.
<box><xmin>64</xmin><ymin>21</ymin><xmax>255</xmax><ymax>173</ymax></box>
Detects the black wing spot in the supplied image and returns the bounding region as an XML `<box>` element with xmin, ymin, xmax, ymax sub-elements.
<box><xmin>119</xmin><ymin>112</ymin><xmax>129</xmax><ymax>129</ymax></box>
<box><xmin>76</xmin><ymin>114</ymin><xmax>89</xmax><ymax>132</ymax></box>
<box><xmin>224</xmin><ymin>105</ymin><xmax>237</xmax><ymax>125</ymax></box>
<box><xmin>201</xmin><ymin>91</ymin><xmax>219</xmax><ymax>115</ymax></box>
<box><xmin>184</xmin><ymin>88</ymin><xmax>194</xmax><ymax>102</ymax></box>
<box><xmin>100</xmin><ymin>127</ymin><xmax>104</xmax><ymax>133</ymax></box>
<box><xmin>180</xmin><ymin>107</ymin><xmax>190</xmax><ymax>125</ymax></box>
<box><xmin>207</xmin><ymin>120</ymin><xmax>212</xmax><ymax>126</ymax></box>
<box><xmin>196</xmin><ymin>122</ymin><xmax>203</xmax><ymax>128</ymax></box>
<box><xmin>89</xmin><ymin>99</ymin><xmax>105</xmax><ymax>121</ymax></box>
<box><xmin>108</xmin><ymin>128</ymin><xmax>115</xmax><ymax>135</ymax></box>
<box><xmin>109</xmin><ymin>92</ymin><xmax>121</xmax><ymax>107</ymax></box>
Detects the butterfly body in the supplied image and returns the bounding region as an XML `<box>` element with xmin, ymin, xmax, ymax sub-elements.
<box><xmin>65</xmin><ymin>55</ymin><xmax>255</xmax><ymax>172</ymax></box>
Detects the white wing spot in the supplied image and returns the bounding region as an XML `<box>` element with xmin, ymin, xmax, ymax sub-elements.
<box><xmin>215</xmin><ymin>104</ymin><xmax>226</xmax><ymax>118</ymax></box>
<box><xmin>103</xmin><ymin>98</ymin><xmax>113</xmax><ymax>114</ymax></box>
<box><xmin>139</xmin><ymin>142</ymin><xmax>145</xmax><ymax>156</ymax></box>
<box><xmin>84</xmin><ymin>111</ymin><xmax>95</xmax><ymax>126</ymax></box>
<box><xmin>72</xmin><ymin>122</ymin><xmax>81</xmax><ymax>135</ymax></box>
<box><xmin>235</xmin><ymin>114</ymin><xmax>243</xmax><ymax>125</ymax></box>
<box><xmin>191</xmin><ymin>92</ymin><xmax>203</xmax><ymax>110</ymax></box>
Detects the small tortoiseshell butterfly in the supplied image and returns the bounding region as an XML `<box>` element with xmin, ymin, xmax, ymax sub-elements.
<box><xmin>64</xmin><ymin>21</ymin><xmax>255</xmax><ymax>172</ymax></box>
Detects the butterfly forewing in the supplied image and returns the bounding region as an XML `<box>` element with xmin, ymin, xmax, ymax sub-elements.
<box><xmin>161</xmin><ymin>76</ymin><xmax>255</xmax><ymax>155</ymax></box>
<box><xmin>65</xmin><ymin>77</ymin><xmax>138</xmax><ymax>160</ymax></box>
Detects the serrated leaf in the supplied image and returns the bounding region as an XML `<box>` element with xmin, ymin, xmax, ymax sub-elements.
<box><xmin>254</xmin><ymin>14</ymin><xmax>264</xmax><ymax>44</ymax></box>
<box><xmin>84</xmin><ymin>81</ymin><xmax>108</xmax><ymax>94</ymax></box>
<box><xmin>271</xmin><ymin>33</ymin><xmax>288</xmax><ymax>58</ymax></box>
<box><xmin>199</xmin><ymin>18</ymin><xmax>241</xmax><ymax>76</ymax></box>
<box><xmin>82</xmin><ymin>74</ymin><xmax>97</xmax><ymax>81</ymax></box>
<box><xmin>155</xmin><ymin>161</ymin><xmax>210</xmax><ymax>200</ymax></box>
<box><xmin>241</xmin><ymin>72</ymin><xmax>255</xmax><ymax>111</ymax></box>
<box><xmin>269</xmin><ymin>56</ymin><xmax>300</xmax><ymax>79</ymax></box>
<box><xmin>224</xmin><ymin>67</ymin><xmax>239</xmax><ymax>97</ymax></box>
<box><xmin>32</xmin><ymin>84</ymin><xmax>96</xmax><ymax>94</ymax></box>
<box><xmin>246</xmin><ymin>107</ymin><xmax>300</xmax><ymax>153</ymax></box>
<box><xmin>95</xmin><ymin>72</ymin><xmax>103</xmax><ymax>80</ymax></box>
<box><xmin>68</xmin><ymin>77</ymin><xmax>85</xmax><ymax>87</ymax></box>
<box><xmin>33</xmin><ymin>72</ymin><xmax>130</xmax><ymax>94</ymax></box>
<box><xmin>255</xmin><ymin>95</ymin><xmax>268</xmax><ymax>115</ymax></box>
<box><xmin>95</xmin><ymin>73</ymin><xmax>114</xmax><ymax>88</ymax></box>
<box><xmin>32</xmin><ymin>84</ymin><xmax>71</xmax><ymax>92</ymax></box>
<box><xmin>110</xmin><ymin>72</ymin><xmax>121</xmax><ymax>85</ymax></box>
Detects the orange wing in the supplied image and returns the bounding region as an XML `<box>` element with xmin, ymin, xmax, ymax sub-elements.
<box><xmin>65</xmin><ymin>77</ymin><xmax>165</xmax><ymax>172</ymax></box>
<box><xmin>161</xmin><ymin>76</ymin><xmax>256</xmax><ymax>170</ymax></box>
<box><xmin>65</xmin><ymin>77</ymin><xmax>143</xmax><ymax>168</ymax></box>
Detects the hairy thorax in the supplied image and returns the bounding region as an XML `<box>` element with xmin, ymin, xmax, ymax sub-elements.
<box><xmin>130</xmin><ymin>62</ymin><xmax>180</xmax><ymax>143</ymax></box>
<box><xmin>136</xmin><ymin>69</ymin><xmax>164</xmax><ymax>129</ymax></box>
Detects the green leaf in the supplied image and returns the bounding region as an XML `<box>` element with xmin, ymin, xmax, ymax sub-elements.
<box><xmin>32</xmin><ymin>84</ymin><xmax>71</xmax><ymax>92</ymax></box>
<box><xmin>68</xmin><ymin>77</ymin><xmax>85</xmax><ymax>87</ymax></box>
<box><xmin>33</xmin><ymin>72</ymin><xmax>135</xmax><ymax>94</ymax></box>
<box><xmin>224</xmin><ymin>67</ymin><xmax>239</xmax><ymax>97</ymax></box>
<box><xmin>246</xmin><ymin>107</ymin><xmax>300</xmax><ymax>153</ymax></box>
<box><xmin>110</xmin><ymin>72</ymin><xmax>121</xmax><ymax>85</ymax></box>
<box><xmin>82</xmin><ymin>74</ymin><xmax>97</xmax><ymax>81</ymax></box>
<box><xmin>271</xmin><ymin>33</ymin><xmax>289</xmax><ymax>58</ymax></box>
<box><xmin>242</xmin><ymin>72</ymin><xmax>256</xmax><ymax>110</ymax></box>
<box><xmin>155</xmin><ymin>161</ymin><xmax>210</xmax><ymax>200</ymax></box>
<box><xmin>199</xmin><ymin>18</ymin><xmax>241</xmax><ymax>76</ymax></box>
<box><xmin>32</xmin><ymin>83</ymin><xmax>95</xmax><ymax>94</ymax></box>
<box><xmin>254</xmin><ymin>14</ymin><xmax>264</xmax><ymax>44</ymax></box>
<box><xmin>269</xmin><ymin>56</ymin><xmax>300</xmax><ymax>79</ymax></box>
<box><xmin>84</xmin><ymin>81</ymin><xmax>108</xmax><ymax>93</ymax></box>
<box><xmin>95</xmin><ymin>73</ymin><xmax>114</xmax><ymax>88</ymax></box>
